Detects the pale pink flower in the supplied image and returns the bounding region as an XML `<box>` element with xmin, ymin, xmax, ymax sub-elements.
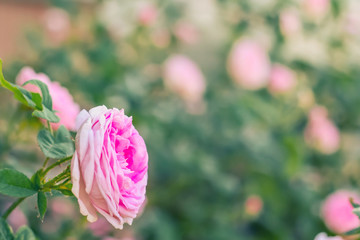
<box><xmin>7</xmin><ymin>207</ymin><xmax>27</xmax><ymax>232</ymax></box>
<box><xmin>303</xmin><ymin>0</ymin><xmax>329</xmax><ymax>18</ymax></box>
<box><xmin>314</xmin><ymin>232</ymin><xmax>343</xmax><ymax>240</ymax></box>
<box><xmin>321</xmin><ymin>190</ymin><xmax>360</xmax><ymax>234</ymax></box>
<box><xmin>163</xmin><ymin>55</ymin><xmax>206</xmax><ymax>103</ymax></box>
<box><xmin>71</xmin><ymin>106</ymin><xmax>148</xmax><ymax>229</ymax></box>
<box><xmin>268</xmin><ymin>64</ymin><xmax>296</xmax><ymax>95</ymax></box>
<box><xmin>244</xmin><ymin>195</ymin><xmax>263</xmax><ymax>216</ymax></box>
<box><xmin>174</xmin><ymin>22</ymin><xmax>199</xmax><ymax>45</ymax></box>
<box><xmin>16</xmin><ymin>67</ymin><xmax>80</xmax><ymax>131</ymax></box>
<box><xmin>228</xmin><ymin>40</ymin><xmax>270</xmax><ymax>90</ymax></box>
<box><xmin>43</xmin><ymin>8</ymin><xmax>71</xmax><ymax>45</ymax></box>
<box><xmin>138</xmin><ymin>4</ymin><xmax>157</xmax><ymax>26</ymax></box>
<box><xmin>304</xmin><ymin>106</ymin><xmax>340</xmax><ymax>154</ymax></box>
<box><xmin>279</xmin><ymin>9</ymin><xmax>301</xmax><ymax>37</ymax></box>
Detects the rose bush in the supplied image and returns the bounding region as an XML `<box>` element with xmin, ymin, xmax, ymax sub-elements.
<box><xmin>71</xmin><ymin>106</ymin><xmax>148</xmax><ymax>229</ymax></box>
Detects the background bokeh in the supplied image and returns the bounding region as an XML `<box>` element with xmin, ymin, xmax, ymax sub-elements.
<box><xmin>1</xmin><ymin>0</ymin><xmax>360</xmax><ymax>239</ymax></box>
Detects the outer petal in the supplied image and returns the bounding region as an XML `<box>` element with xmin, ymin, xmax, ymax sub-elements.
<box><xmin>75</xmin><ymin>109</ymin><xmax>90</xmax><ymax>131</ymax></box>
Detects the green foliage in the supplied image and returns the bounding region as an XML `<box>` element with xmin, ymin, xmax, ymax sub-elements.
<box><xmin>14</xmin><ymin>226</ymin><xmax>36</xmax><ymax>240</ymax></box>
<box><xmin>37</xmin><ymin>191</ymin><xmax>47</xmax><ymax>222</ymax></box>
<box><xmin>0</xmin><ymin>169</ymin><xmax>37</xmax><ymax>197</ymax></box>
<box><xmin>37</xmin><ymin>126</ymin><xmax>74</xmax><ymax>159</ymax></box>
<box><xmin>0</xmin><ymin>218</ymin><xmax>14</xmax><ymax>240</ymax></box>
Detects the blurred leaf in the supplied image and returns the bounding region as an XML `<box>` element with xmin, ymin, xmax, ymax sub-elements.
<box><xmin>0</xmin><ymin>169</ymin><xmax>37</xmax><ymax>197</ymax></box>
<box><xmin>30</xmin><ymin>170</ymin><xmax>42</xmax><ymax>190</ymax></box>
<box><xmin>37</xmin><ymin>191</ymin><xmax>47</xmax><ymax>222</ymax></box>
<box><xmin>0</xmin><ymin>218</ymin><xmax>14</xmax><ymax>240</ymax></box>
<box><xmin>345</xmin><ymin>226</ymin><xmax>360</xmax><ymax>236</ymax></box>
<box><xmin>14</xmin><ymin>226</ymin><xmax>35</xmax><ymax>240</ymax></box>
<box><xmin>37</xmin><ymin>126</ymin><xmax>74</xmax><ymax>159</ymax></box>
<box><xmin>23</xmin><ymin>80</ymin><xmax>52</xmax><ymax>110</ymax></box>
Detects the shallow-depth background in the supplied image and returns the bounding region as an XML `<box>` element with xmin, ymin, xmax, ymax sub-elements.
<box><xmin>1</xmin><ymin>0</ymin><xmax>360</xmax><ymax>239</ymax></box>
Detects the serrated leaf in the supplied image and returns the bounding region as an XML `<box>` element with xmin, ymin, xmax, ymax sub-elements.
<box><xmin>37</xmin><ymin>126</ymin><xmax>74</xmax><ymax>159</ymax></box>
<box><xmin>0</xmin><ymin>169</ymin><xmax>37</xmax><ymax>197</ymax></box>
<box><xmin>0</xmin><ymin>218</ymin><xmax>14</xmax><ymax>240</ymax></box>
<box><xmin>14</xmin><ymin>226</ymin><xmax>35</xmax><ymax>240</ymax></box>
<box><xmin>37</xmin><ymin>191</ymin><xmax>47</xmax><ymax>221</ymax></box>
<box><xmin>33</xmin><ymin>107</ymin><xmax>59</xmax><ymax>123</ymax></box>
<box><xmin>23</xmin><ymin>80</ymin><xmax>52</xmax><ymax>110</ymax></box>
<box><xmin>17</xmin><ymin>87</ymin><xmax>42</xmax><ymax>110</ymax></box>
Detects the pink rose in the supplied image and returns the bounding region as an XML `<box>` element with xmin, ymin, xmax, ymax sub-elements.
<box><xmin>43</xmin><ymin>8</ymin><xmax>71</xmax><ymax>45</ymax></box>
<box><xmin>174</xmin><ymin>22</ymin><xmax>199</xmax><ymax>45</ymax></box>
<box><xmin>314</xmin><ymin>232</ymin><xmax>343</xmax><ymax>240</ymax></box>
<box><xmin>244</xmin><ymin>195</ymin><xmax>263</xmax><ymax>216</ymax></box>
<box><xmin>228</xmin><ymin>40</ymin><xmax>270</xmax><ymax>90</ymax></box>
<box><xmin>268</xmin><ymin>64</ymin><xmax>296</xmax><ymax>95</ymax></box>
<box><xmin>71</xmin><ymin>106</ymin><xmax>148</xmax><ymax>229</ymax></box>
<box><xmin>304</xmin><ymin>106</ymin><xmax>340</xmax><ymax>154</ymax></box>
<box><xmin>303</xmin><ymin>0</ymin><xmax>329</xmax><ymax>18</ymax></box>
<box><xmin>163</xmin><ymin>55</ymin><xmax>206</xmax><ymax>103</ymax></box>
<box><xmin>279</xmin><ymin>9</ymin><xmax>301</xmax><ymax>37</ymax></box>
<box><xmin>137</xmin><ymin>4</ymin><xmax>157</xmax><ymax>26</ymax></box>
<box><xmin>321</xmin><ymin>190</ymin><xmax>360</xmax><ymax>234</ymax></box>
<box><xmin>16</xmin><ymin>67</ymin><xmax>80</xmax><ymax>131</ymax></box>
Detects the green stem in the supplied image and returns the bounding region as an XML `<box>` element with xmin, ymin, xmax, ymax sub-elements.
<box><xmin>43</xmin><ymin>156</ymin><xmax>72</xmax><ymax>176</ymax></box>
<box><xmin>2</xmin><ymin>197</ymin><xmax>25</xmax><ymax>219</ymax></box>
<box><xmin>47</xmin><ymin>121</ymin><xmax>53</xmax><ymax>136</ymax></box>
<box><xmin>42</xmin><ymin>157</ymin><xmax>50</xmax><ymax>169</ymax></box>
<box><xmin>43</xmin><ymin>166</ymin><xmax>71</xmax><ymax>189</ymax></box>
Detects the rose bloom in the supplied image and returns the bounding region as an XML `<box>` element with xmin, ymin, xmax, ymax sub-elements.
<box><xmin>279</xmin><ymin>9</ymin><xmax>301</xmax><ymax>37</ymax></box>
<box><xmin>321</xmin><ymin>190</ymin><xmax>360</xmax><ymax>234</ymax></box>
<box><xmin>137</xmin><ymin>4</ymin><xmax>157</xmax><ymax>26</ymax></box>
<box><xmin>228</xmin><ymin>39</ymin><xmax>270</xmax><ymax>90</ymax></box>
<box><xmin>43</xmin><ymin>7</ymin><xmax>71</xmax><ymax>45</ymax></box>
<box><xmin>16</xmin><ymin>67</ymin><xmax>80</xmax><ymax>131</ymax></box>
<box><xmin>304</xmin><ymin>106</ymin><xmax>340</xmax><ymax>154</ymax></box>
<box><xmin>71</xmin><ymin>106</ymin><xmax>148</xmax><ymax>229</ymax></box>
<box><xmin>314</xmin><ymin>232</ymin><xmax>343</xmax><ymax>240</ymax></box>
<box><xmin>163</xmin><ymin>55</ymin><xmax>206</xmax><ymax>103</ymax></box>
<box><xmin>268</xmin><ymin>64</ymin><xmax>296</xmax><ymax>95</ymax></box>
<box><xmin>303</xmin><ymin>0</ymin><xmax>329</xmax><ymax>18</ymax></box>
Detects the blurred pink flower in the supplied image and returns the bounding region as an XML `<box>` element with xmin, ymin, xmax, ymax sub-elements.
<box><xmin>89</xmin><ymin>217</ymin><xmax>113</xmax><ymax>237</ymax></box>
<box><xmin>151</xmin><ymin>29</ymin><xmax>171</xmax><ymax>48</ymax></box>
<box><xmin>174</xmin><ymin>22</ymin><xmax>199</xmax><ymax>45</ymax></box>
<box><xmin>245</xmin><ymin>195</ymin><xmax>263</xmax><ymax>216</ymax></box>
<box><xmin>7</xmin><ymin>207</ymin><xmax>27</xmax><ymax>232</ymax></box>
<box><xmin>50</xmin><ymin>197</ymin><xmax>76</xmax><ymax>218</ymax></box>
<box><xmin>16</xmin><ymin>67</ymin><xmax>80</xmax><ymax>131</ymax></box>
<box><xmin>304</xmin><ymin>106</ymin><xmax>340</xmax><ymax>154</ymax></box>
<box><xmin>303</xmin><ymin>0</ymin><xmax>329</xmax><ymax>18</ymax></box>
<box><xmin>268</xmin><ymin>64</ymin><xmax>296</xmax><ymax>95</ymax></box>
<box><xmin>321</xmin><ymin>190</ymin><xmax>360</xmax><ymax>234</ymax></box>
<box><xmin>228</xmin><ymin>40</ymin><xmax>270</xmax><ymax>90</ymax></box>
<box><xmin>163</xmin><ymin>55</ymin><xmax>206</xmax><ymax>103</ymax></box>
<box><xmin>71</xmin><ymin>106</ymin><xmax>148</xmax><ymax>229</ymax></box>
<box><xmin>138</xmin><ymin>4</ymin><xmax>157</xmax><ymax>26</ymax></box>
<box><xmin>43</xmin><ymin>7</ymin><xmax>71</xmax><ymax>45</ymax></box>
<box><xmin>279</xmin><ymin>9</ymin><xmax>301</xmax><ymax>37</ymax></box>
<box><xmin>314</xmin><ymin>232</ymin><xmax>343</xmax><ymax>240</ymax></box>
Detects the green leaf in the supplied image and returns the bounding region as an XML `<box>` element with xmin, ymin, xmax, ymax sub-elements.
<box><xmin>14</xmin><ymin>226</ymin><xmax>35</xmax><ymax>240</ymax></box>
<box><xmin>30</xmin><ymin>170</ymin><xmax>42</xmax><ymax>191</ymax></box>
<box><xmin>23</xmin><ymin>80</ymin><xmax>52</xmax><ymax>110</ymax></box>
<box><xmin>0</xmin><ymin>59</ymin><xmax>28</xmax><ymax>106</ymax></box>
<box><xmin>33</xmin><ymin>107</ymin><xmax>59</xmax><ymax>123</ymax></box>
<box><xmin>345</xmin><ymin>226</ymin><xmax>360</xmax><ymax>236</ymax></box>
<box><xmin>0</xmin><ymin>218</ymin><xmax>14</xmax><ymax>240</ymax></box>
<box><xmin>0</xmin><ymin>169</ymin><xmax>37</xmax><ymax>197</ymax></box>
<box><xmin>37</xmin><ymin>191</ymin><xmax>47</xmax><ymax>221</ymax></box>
<box><xmin>37</xmin><ymin>126</ymin><xmax>74</xmax><ymax>159</ymax></box>
<box><xmin>16</xmin><ymin>87</ymin><xmax>42</xmax><ymax>110</ymax></box>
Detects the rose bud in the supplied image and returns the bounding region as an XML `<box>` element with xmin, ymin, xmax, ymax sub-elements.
<box><xmin>304</xmin><ymin>106</ymin><xmax>340</xmax><ymax>154</ymax></box>
<box><xmin>163</xmin><ymin>55</ymin><xmax>206</xmax><ymax>103</ymax></box>
<box><xmin>16</xmin><ymin>67</ymin><xmax>80</xmax><ymax>131</ymax></box>
<box><xmin>321</xmin><ymin>190</ymin><xmax>360</xmax><ymax>234</ymax></box>
<box><xmin>268</xmin><ymin>64</ymin><xmax>296</xmax><ymax>95</ymax></box>
<box><xmin>228</xmin><ymin>39</ymin><xmax>270</xmax><ymax>90</ymax></box>
<box><xmin>71</xmin><ymin>106</ymin><xmax>148</xmax><ymax>229</ymax></box>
